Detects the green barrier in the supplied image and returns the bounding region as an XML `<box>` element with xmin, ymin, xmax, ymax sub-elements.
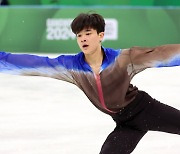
<box><xmin>154</xmin><ymin>0</ymin><xmax>180</xmax><ymax>6</ymax></box>
<box><xmin>8</xmin><ymin>0</ymin><xmax>41</xmax><ymax>5</ymax></box>
<box><xmin>7</xmin><ymin>0</ymin><xmax>180</xmax><ymax>6</ymax></box>
<box><xmin>40</xmin><ymin>0</ymin><xmax>132</xmax><ymax>6</ymax></box>
<box><xmin>0</xmin><ymin>7</ymin><xmax>179</xmax><ymax>53</ymax></box>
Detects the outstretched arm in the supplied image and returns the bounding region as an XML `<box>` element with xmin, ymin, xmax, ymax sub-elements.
<box><xmin>0</xmin><ymin>52</ymin><xmax>75</xmax><ymax>83</ymax></box>
<box><xmin>129</xmin><ymin>44</ymin><xmax>180</xmax><ymax>67</ymax></box>
<box><xmin>120</xmin><ymin>44</ymin><xmax>180</xmax><ymax>79</ymax></box>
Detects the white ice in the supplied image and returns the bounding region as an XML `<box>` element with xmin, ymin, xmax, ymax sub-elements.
<box><xmin>0</xmin><ymin>55</ymin><xmax>179</xmax><ymax>154</ymax></box>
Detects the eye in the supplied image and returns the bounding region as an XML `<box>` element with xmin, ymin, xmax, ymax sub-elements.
<box><xmin>76</xmin><ymin>34</ymin><xmax>81</xmax><ymax>38</ymax></box>
<box><xmin>86</xmin><ymin>33</ymin><xmax>91</xmax><ymax>35</ymax></box>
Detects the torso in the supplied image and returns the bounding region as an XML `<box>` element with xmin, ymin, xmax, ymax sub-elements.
<box><xmin>71</xmin><ymin>48</ymin><xmax>138</xmax><ymax>115</ymax></box>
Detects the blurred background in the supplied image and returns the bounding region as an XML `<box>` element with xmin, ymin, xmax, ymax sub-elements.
<box><xmin>0</xmin><ymin>0</ymin><xmax>179</xmax><ymax>53</ymax></box>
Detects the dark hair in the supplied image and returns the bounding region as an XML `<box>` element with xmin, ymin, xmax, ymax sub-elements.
<box><xmin>71</xmin><ymin>13</ymin><xmax>105</xmax><ymax>34</ymax></box>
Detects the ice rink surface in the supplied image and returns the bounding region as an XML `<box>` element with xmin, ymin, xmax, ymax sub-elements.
<box><xmin>0</xmin><ymin>55</ymin><xmax>179</xmax><ymax>154</ymax></box>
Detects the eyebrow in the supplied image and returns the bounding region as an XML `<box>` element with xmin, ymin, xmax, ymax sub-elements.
<box><xmin>76</xmin><ymin>29</ymin><xmax>92</xmax><ymax>35</ymax></box>
<box><xmin>85</xmin><ymin>29</ymin><xmax>92</xmax><ymax>32</ymax></box>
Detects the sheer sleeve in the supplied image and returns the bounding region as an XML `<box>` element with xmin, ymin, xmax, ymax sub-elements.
<box><xmin>0</xmin><ymin>52</ymin><xmax>75</xmax><ymax>83</ymax></box>
<box><xmin>120</xmin><ymin>44</ymin><xmax>180</xmax><ymax>79</ymax></box>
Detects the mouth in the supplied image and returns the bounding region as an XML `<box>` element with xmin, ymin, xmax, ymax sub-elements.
<box><xmin>82</xmin><ymin>44</ymin><xmax>89</xmax><ymax>48</ymax></box>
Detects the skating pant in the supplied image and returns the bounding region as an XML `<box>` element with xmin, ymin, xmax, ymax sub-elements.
<box><xmin>100</xmin><ymin>91</ymin><xmax>180</xmax><ymax>154</ymax></box>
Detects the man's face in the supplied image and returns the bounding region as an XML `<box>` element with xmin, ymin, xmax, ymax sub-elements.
<box><xmin>76</xmin><ymin>28</ymin><xmax>104</xmax><ymax>55</ymax></box>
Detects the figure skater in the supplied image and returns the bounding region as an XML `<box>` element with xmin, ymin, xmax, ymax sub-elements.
<box><xmin>0</xmin><ymin>13</ymin><xmax>180</xmax><ymax>153</ymax></box>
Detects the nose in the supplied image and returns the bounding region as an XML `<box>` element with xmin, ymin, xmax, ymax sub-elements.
<box><xmin>81</xmin><ymin>39</ymin><xmax>86</xmax><ymax>42</ymax></box>
<box><xmin>80</xmin><ymin>36</ymin><xmax>87</xmax><ymax>42</ymax></box>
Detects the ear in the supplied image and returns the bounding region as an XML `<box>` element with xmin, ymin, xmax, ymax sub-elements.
<box><xmin>99</xmin><ymin>32</ymin><xmax>104</xmax><ymax>41</ymax></box>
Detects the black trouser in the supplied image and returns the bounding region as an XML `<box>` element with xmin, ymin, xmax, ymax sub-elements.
<box><xmin>100</xmin><ymin>91</ymin><xmax>180</xmax><ymax>154</ymax></box>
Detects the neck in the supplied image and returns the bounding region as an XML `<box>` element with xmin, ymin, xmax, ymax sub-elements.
<box><xmin>85</xmin><ymin>48</ymin><xmax>103</xmax><ymax>66</ymax></box>
<box><xmin>85</xmin><ymin>47</ymin><xmax>104</xmax><ymax>74</ymax></box>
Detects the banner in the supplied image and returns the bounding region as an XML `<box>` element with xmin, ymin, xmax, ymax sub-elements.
<box><xmin>0</xmin><ymin>7</ymin><xmax>179</xmax><ymax>53</ymax></box>
<box><xmin>7</xmin><ymin>0</ymin><xmax>180</xmax><ymax>6</ymax></box>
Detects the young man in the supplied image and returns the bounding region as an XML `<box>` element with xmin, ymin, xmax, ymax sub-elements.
<box><xmin>0</xmin><ymin>13</ymin><xmax>180</xmax><ymax>153</ymax></box>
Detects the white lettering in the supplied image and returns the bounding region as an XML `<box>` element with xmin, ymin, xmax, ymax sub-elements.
<box><xmin>104</xmin><ymin>19</ymin><xmax>118</xmax><ymax>41</ymax></box>
<box><xmin>46</xmin><ymin>19</ymin><xmax>75</xmax><ymax>40</ymax></box>
<box><xmin>46</xmin><ymin>18</ymin><xmax>118</xmax><ymax>41</ymax></box>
